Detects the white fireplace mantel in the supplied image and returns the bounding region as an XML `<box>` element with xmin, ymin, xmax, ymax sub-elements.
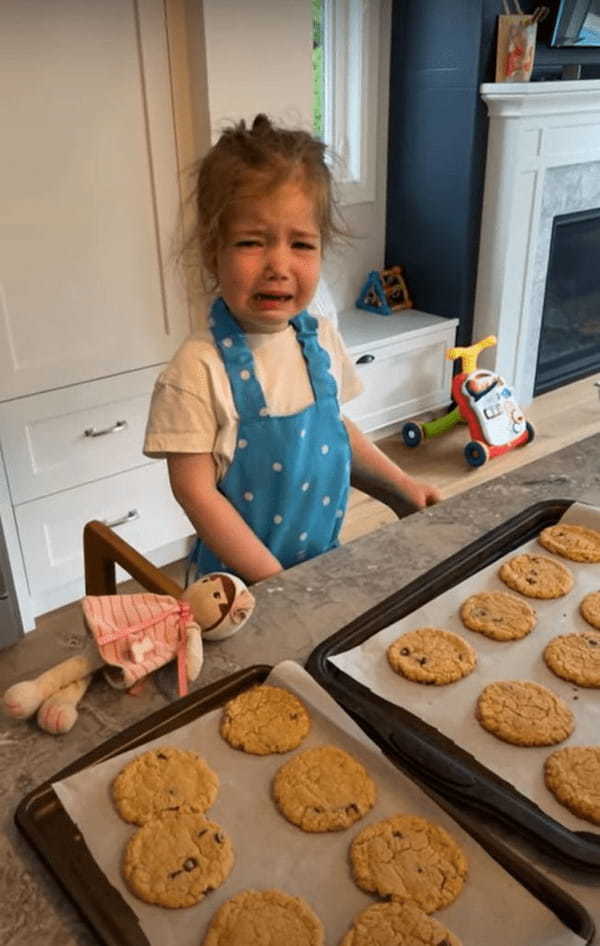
<box><xmin>472</xmin><ymin>79</ymin><xmax>600</xmax><ymax>405</ymax></box>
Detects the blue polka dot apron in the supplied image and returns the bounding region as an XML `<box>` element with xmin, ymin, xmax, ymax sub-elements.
<box><xmin>189</xmin><ymin>297</ymin><xmax>351</xmax><ymax>579</ymax></box>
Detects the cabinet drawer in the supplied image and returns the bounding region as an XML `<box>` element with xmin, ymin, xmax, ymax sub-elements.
<box><xmin>16</xmin><ymin>461</ymin><xmax>192</xmax><ymax>598</ymax></box>
<box><xmin>0</xmin><ymin>368</ymin><xmax>161</xmax><ymax>504</ymax></box>
<box><xmin>345</xmin><ymin>328</ymin><xmax>455</xmax><ymax>432</ymax></box>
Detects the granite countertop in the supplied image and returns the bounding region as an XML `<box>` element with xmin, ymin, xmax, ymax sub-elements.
<box><xmin>2</xmin><ymin>432</ymin><xmax>600</xmax><ymax>945</ymax></box>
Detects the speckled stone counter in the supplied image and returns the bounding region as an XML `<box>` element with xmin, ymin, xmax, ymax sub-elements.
<box><xmin>2</xmin><ymin>433</ymin><xmax>600</xmax><ymax>945</ymax></box>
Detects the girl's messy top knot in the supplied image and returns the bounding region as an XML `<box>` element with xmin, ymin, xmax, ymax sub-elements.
<box><xmin>250</xmin><ymin>113</ymin><xmax>271</xmax><ymax>135</ymax></box>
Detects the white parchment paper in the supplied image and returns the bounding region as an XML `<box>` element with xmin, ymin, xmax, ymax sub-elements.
<box><xmin>52</xmin><ymin>661</ymin><xmax>586</xmax><ymax>946</ymax></box>
<box><xmin>329</xmin><ymin>502</ymin><xmax>600</xmax><ymax>836</ymax></box>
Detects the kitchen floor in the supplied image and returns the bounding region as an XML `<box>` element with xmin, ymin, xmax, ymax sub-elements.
<box><xmin>35</xmin><ymin>370</ymin><xmax>600</xmax><ymax>634</ymax></box>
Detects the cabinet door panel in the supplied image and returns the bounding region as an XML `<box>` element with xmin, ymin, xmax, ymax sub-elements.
<box><xmin>0</xmin><ymin>0</ymin><xmax>189</xmax><ymax>399</ymax></box>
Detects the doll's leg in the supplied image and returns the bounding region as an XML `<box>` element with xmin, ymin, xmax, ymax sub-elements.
<box><xmin>36</xmin><ymin>676</ymin><xmax>93</xmax><ymax>734</ymax></box>
<box><xmin>2</xmin><ymin>645</ymin><xmax>103</xmax><ymax>719</ymax></box>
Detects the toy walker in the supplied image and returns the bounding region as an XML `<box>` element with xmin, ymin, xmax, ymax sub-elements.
<box><xmin>401</xmin><ymin>335</ymin><xmax>534</xmax><ymax>467</ymax></box>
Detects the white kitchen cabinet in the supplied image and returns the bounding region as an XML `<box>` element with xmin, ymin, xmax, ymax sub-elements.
<box><xmin>340</xmin><ymin>308</ymin><xmax>458</xmax><ymax>435</ymax></box>
<box><xmin>0</xmin><ymin>0</ymin><xmax>194</xmax><ymax>631</ymax></box>
<box><xmin>0</xmin><ymin>0</ymin><xmax>189</xmax><ymax>400</ymax></box>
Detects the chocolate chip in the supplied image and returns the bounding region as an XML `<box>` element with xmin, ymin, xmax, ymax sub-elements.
<box><xmin>183</xmin><ymin>858</ymin><xmax>198</xmax><ymax>871</ymax></box>
<box><xmin>166</xmin><ymin>805</ymin><xmax>180</xmax><ymax>811</ymax></box>
<box><xmin>588</xmin><ymin>638</ymin><xmax>598</xmax><ymax>646</ymax></box>
<box><xmin>418</xmin><ymin>657</ymin><xmax>427</xmax><ymax>665</ymax></box>
<box><xmin>168</xmin><ymin>869</ymin><xmax>182</xmax><ymax>878</ymax></box>
<box><xmin>417</xmin><ymin>867</ymin><xmax>423</xmax><ymax>873</ymax></box>
<box><xmin>157</xmin><ymin>753</ymin><xmax>168</xmax><ymax>760</ymax></box>
<box><xmin>400</xmin><ymin>647</ymin><xmax>410</xmax><ymax>655</ymax></box>
<box><xmin>214</xmin><ymin>832</ymin><xmax>224</xmax><ymax>844</ymax></box>
<box><xmin>346</xmin><ymin>803</ymin><xmax>359</xmax><ymax>814</ymax></box>
<box><xmin>392</xmin><ymin>831</ymin><xmax>403</xmax><ymax>838</ymax></box>
<box><xmin>311</xmin><ymin>806</ymin><xmax>323</xmax><ymax>813</ymax></box>
<box><xmin>289</xmin><ymin>713</ymin><xmax>299</xmax><ymax>719</ymax></box>
<box><xmin>197</xmin><ymin>829</ymin><xmax>208</xmax><ymax>838</ymax></box>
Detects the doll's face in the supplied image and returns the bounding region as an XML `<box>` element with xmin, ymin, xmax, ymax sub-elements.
<box><xmin>193</xmin><ymin>575</ymin><xmax>234</xmax><ymax>630</ymax></box>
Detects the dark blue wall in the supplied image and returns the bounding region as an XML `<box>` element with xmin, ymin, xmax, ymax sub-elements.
<box><xmin>385</xmin><ymin>0</ymin><xmax>600</xmax><ymax>347</ymax></box>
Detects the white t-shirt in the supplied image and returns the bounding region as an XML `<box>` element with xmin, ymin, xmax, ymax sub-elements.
<box><xmin>143</xmin><ymin>316</ymin><xmax>363</xmax><ymax>481</ymax></box>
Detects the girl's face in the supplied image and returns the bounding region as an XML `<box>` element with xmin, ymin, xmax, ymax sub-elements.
<box><xmin>216</xmin><ymin>178</ymin><xmax>322</xmax><ymax>333</ymax></box>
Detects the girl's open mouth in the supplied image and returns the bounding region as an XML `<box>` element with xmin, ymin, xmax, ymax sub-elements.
<box><xmin>254</xmin><ymin>292</ymin><xmax>293</xmax><ymax>302</ymax></box>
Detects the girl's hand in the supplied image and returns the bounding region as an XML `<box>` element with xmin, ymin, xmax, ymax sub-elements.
<box><xmin>402</xmin><ymin>478</ymin><xmax>442</xmax><ymax>508</ymax></box>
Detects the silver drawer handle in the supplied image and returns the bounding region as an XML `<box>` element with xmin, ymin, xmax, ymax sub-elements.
<box><xmin>103</xmin><ymin>509</ymin><xmax>139</xmax><ymax>528</ymax></box>
<box><xmin>84</xmin><ymin>420</ymin><xmax>128</xmax><ymax>438</ymax></box>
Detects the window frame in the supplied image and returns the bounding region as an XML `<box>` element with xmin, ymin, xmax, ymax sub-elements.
<box><xmin>322</xmin><ymin>0</ymin><xmax>381</xmax><ymax>205</ymax></box>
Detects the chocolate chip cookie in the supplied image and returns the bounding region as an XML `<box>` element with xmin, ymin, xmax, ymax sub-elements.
<box><xmin>544</xmin><ymin>746</ymin><xmax>600</xmax><ymax>826</ymax></box>
<box><xmin>460</xmin><ymin>591</ymin><xmax>536</xmax><ymax>641</ymax></box>
<box><xmin>580</xmin><ymin>590</ymin><xmax>600</xmax><ymax>630</ymax></box>
<box><xmin>201</xmin><ymin>889</ymin><xmax>324</xmax><ymax>945</ymax></box>
<box><xmin>112</xmin><ymin>746</ymin><xmax>219</xmax><ymax>825</ymax></box>
<box><xmin>499</xmin><ymin>554</ymin><xmax>574</xmax><ymax>599</ymax></box>
<box><xmin>544</xmin><ymin>631</ymin><xmax>600</xmax><ymax>687</ymax></box>
<box><xmin>340</xmin><ymin>900</ymin><xmax>463</xmax><ymax>946</ymax></box>
<box><xmin>272</xmin><ymin>745</ymin><xmax>376</xmax><ymax>832</ymax></box>
<box><xmin>220</xmin><ymin>684</ymin><xmax>310</xmax><ymax>755</ymax></box>
<box><xmin>387</xmin><ymin>627</ymin><xmax>477</xmax><ymax>685</ymax></box>
<box><xmin>538</xmin><ymin>524</ymin><xmax>600</xmax><ymax>563</ymax></box>
<box><xmin>349</xmin><ymin>813</ymin><xmax>468</xmax><ymax>913</ymax></box>
<box><xmin>475</xmin><ymin>680</ymin><xmax>575</xmax><ymax>746</ymax></box>
<box><xmin>122</xmin><ymin>811</ymin><xmax>233</xmax><ymax>908</ymax></box>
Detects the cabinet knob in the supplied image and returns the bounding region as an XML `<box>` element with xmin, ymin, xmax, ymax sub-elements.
<box><xmin>356</xmin><ymin>353</ymin><xmax>375</xmax><ymax>364</ymax></box>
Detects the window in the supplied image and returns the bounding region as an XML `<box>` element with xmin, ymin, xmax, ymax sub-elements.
<box><xmin>312</xmin><ymin>0</ymin><xmax>381</xmax><ymax>205</ymax></box>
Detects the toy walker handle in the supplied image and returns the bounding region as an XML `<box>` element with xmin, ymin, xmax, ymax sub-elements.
<box><xmin>446</xmin><ymin>335</ymin><xmax>497</xmax><ymax>374</ymax></box>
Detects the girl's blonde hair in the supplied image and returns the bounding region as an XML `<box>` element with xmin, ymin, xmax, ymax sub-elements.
<box><xmin>192</xmin><ymin>114</ymin><xmax>347</xmax><ymax>292</ymax></box>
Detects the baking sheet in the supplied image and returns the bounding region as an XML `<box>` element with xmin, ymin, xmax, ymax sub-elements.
<box><xmin>52</xmin><ymin>661</ymin><xmax>586</xmax><ymax>946</ymax></box>
<box><xmin>329</xmin><ymin>501</ymin><xmax>600</xmax><ymax>836</ymax></box>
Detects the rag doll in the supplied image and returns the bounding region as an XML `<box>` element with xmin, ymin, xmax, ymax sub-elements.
<box><xmin>2</xmin><ymin>572</ymin><xmax>254</xmax><ymax>735</ymax></box>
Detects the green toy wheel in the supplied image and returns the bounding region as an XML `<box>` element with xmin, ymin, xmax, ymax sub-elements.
<box><xmin>464</xmin><ymin>440</ymin><xmax>489</xmax><ymax>467</ymax></box>
<box><xmin>402</xmin><ymin>422</ymin><xmax>423</xmax><ymax>448</ymax></box>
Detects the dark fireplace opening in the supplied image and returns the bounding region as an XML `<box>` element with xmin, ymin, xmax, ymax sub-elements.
<box><xmin>534</xmin><ymin>208</ymin><xmax>600</xmax><ymax>396</ymax></box>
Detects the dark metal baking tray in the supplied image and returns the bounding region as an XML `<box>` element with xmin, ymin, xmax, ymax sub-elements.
<box><xmin>15</xmin><ymin>656</ymin><xmax>595</xmax><ymax>944</ymax></box>
<box><xmin>306</xmin><ymin>498</ymin><xmax>600</xmax><ymax>871</ymax></box>
<box><xmin>15</xmin><ymin>665</ymin><xmax>271</xmax><ymax>946</ymax></box>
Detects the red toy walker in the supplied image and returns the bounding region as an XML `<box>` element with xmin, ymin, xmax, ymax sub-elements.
<box><xmin>401</xmin><ymin>335</ymin><xmax>535</xmax><ymax>467</ymax></box>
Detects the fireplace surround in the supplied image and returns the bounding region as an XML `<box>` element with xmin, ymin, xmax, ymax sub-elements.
<box><xmin>472</xmin><ymin>78</ymin><xmax>600</xmax><ymax>405</ymax></box>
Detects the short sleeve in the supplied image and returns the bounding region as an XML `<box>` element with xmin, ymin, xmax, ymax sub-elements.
<box><xmin>143</xmin><ymin>335</ymin><xmax>219</xmax><ymax>458</ymax></box>
<box><xmin>143</xmin><ymin>377</ymin><xmax>217</xmax><ymax>458</ymax></box>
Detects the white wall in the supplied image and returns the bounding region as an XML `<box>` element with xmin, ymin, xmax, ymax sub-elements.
<box><xmin>200</xmin><ymin>0</ymin><xmax>391</xmax><ymax>314</ymax></box>
<box><xmin>324</xmin><ymin>0</ymin><xmax>391</xmax><ymax>314</ymax></box>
